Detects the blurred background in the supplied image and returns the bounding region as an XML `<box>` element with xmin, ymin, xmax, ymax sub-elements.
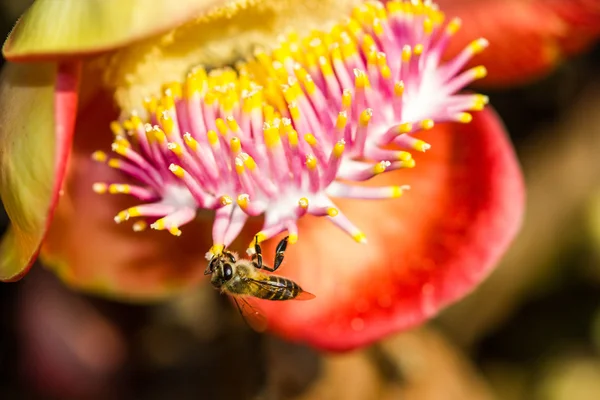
<box><xmin>2</xmin><ymin>1</ymin><xmax>600</xmax><ymax>399</ymax></box>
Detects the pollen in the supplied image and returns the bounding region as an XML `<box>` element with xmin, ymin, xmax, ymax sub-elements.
<box><xmin>91</xmin><ymin>0</ymin><xmax>490</xmax><ymax>252</ymax></box>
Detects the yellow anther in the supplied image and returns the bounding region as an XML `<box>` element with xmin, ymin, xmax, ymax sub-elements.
<box><xmin>92</xmin><ymin>183</ymin><xmax>107</xmax><ymax>194</ymax></box>
<box><xmin>288</xmin><ymin>102</ymin><xmax>301</xmax><ymax>121</ymax></box>
<box><xmin>169</xmin><ymin>164</ymin><xmax>185</xmax><ymax>178</ymax></box>
<box><xmin>108</xmin><ymin>159</ymin><xmax>121</xmax><ymax>169</ymax></box>
<box><xmin>469</xmin><ymin>38</ymin><xmax>489</xmax><ymax>54</ymax></box>
<box><xmin>352</xmin><ymin>231</ymin><xmax>367</xmax><ymax>243</ymax></box>
<box><xmin>168</xmin><ymin>226</ymin><xmax>182</xmax><ymax>237</ymax></box>
<box><xmin>413</xmin><ymin>44</ymin><xmax>424</xmax><ymax>56</ymax></box>
<box><xmin>114</xmin><ymin>211</ymin><xmax>129</xmax><ymax>223</ymax></box>
<box><xmin>237</xmin><ymin>194</ymin><xmax>250</xmax><ymax>208</ymax></box>
<box><xmin>109</xmin><ymin>184</ymin><xmax>130</xmax><ymax>194</ymax></box>
<box><xmin>342</xmin><ymin>89</ymin><xmax>352</xmax><ymax>109</ymax></box>
<box><xmin>413</xmin><ymin>139</ymin><xmax>431</xmax><ymax>152</ymax></box>
<box><xmin>113</xmin><ymin>136</ymin><xmax>131</xmax><ymax>148</ymax></box>
<box><xmin>472</xmin><ymin>65</ymin><xmax>488</xmax><ymax>79</ymax></box>
<box><xmin>423</xmin><ymin>18</ymin><xmax>433</xmax><ymax>34</ymax></box>
<box><xmin>110</xmin><ymin>121</ymin><xmax>124</xmax><ymax>137</ymax></box>
<box><xmin>161</xmin><ymin>94</ymin><xmax>175</xmax><ymax>111</ymax></box>
<box><xmin>457</xmin><ymin>112</ymin><xmax>473</xmax><ymax>123</ymax></box>
<box><xmin>404</xmin><ymin>159</ymin><xmax>416</xmax><ymax>168</ymax></box>
<box><xmin>168</xmin><ymin>142</ymin><xmax>183</xmax><ymax>156</ymax></box>
<box><xmin>446</xmin><ymin>17</ymin><xmax>462</xmax><ymax>35</ymax></box>
<box><xmin>226</xmin><ymin>116</ymin><xmax>240</xmax><ymax>133</ymax></box>
<box><xmin>298</xmin><ymin>197</ymin><xmax>309</xmax><ymax>209</ymax></box>
<box><xmin>333</xmin><ymin>141</ymin><xmax>346</xmax><ymax>157</ymax></box>
<box><xmin>161</xmin><ymin>82</ymin><xmax>182</xmax><ymax>99</ymax></box>
<box><xmin>122</xmin><ymin>119</ymin><xmax>134</xmax><ymax>132</ymax></box>
<box><xmin>183</xmin><ymin>133</ymin><xmax>198</xmax><ymax>151</ymax></box>
<box><xmin>288</xmin><ymin>234</ymin><xmax>299</xmax><ymax>245</ymax></box>
<box><xmin>152</xmin><ymin>126</ymin><xmax>167</xmax><ymax>143</ymax></box>
<box><xmin>331</xmin><ymin>45</ymin><xmax>343</xmax><ymax>61</ymax></box>
<box><xmin>354</xmin><ymin>69</ymin><xmax>370</xmax><ymax>89</ymax></box>
<box><xmin>380</xmin><ymin>65</ymin><xmax>391</xmax><ymax>80</ymax></box>
<box><xmin>210</xmin><ymin>244</ymin><xmax>225</xmax><ymax>256</ymax></box>
<box><xmin>360</xmin><ymin>109</ymin><xmax>373</xmax><ymax>126</ymax></box>
<box><xmin>391</xmin><ymin>186</ymin><xmax>404</xmax><ymax>198</ymax></box>
<box><xmin>184</xmin><ymin>75</ymin><xmax>203</xmax><ymax>98</ymax></box>
<box><xmin>129</xmin><ymin>114</ymin><xmax>142</xmax><ymax>129</ymax></box>
<box><xmin>143</xmin><ymin>97</ymin><xmax>158</xmax><ymax>114</ymax></box>
<box><xmin>151</xmin><ymin>219</ymin><xmax>165</xmax><ymax>230</ymax></box>
<box><xmin>396</xmin><ymin>151</ymin><xmax>412</xmax><ymax>161</ymax></box>
<box><xmin>372</xmin><ymin>18</ymin><xmax>384</xmax><ymax>36</ymax></box>
<box><xmin>287</xmin><ymin>129</ymin><xmax>299</xmax><ymax>147</ymax></box>
<box><xmin>402</xmin><ymin>45</ymin><xmax>412</xmax><ymax>62</ymax></box>
<box><xmin>215</xmin><ymin>118</ymin><xmax>228</xmax><ymax>136</ymax></box>
<box><xmin>398</xmin><ymin>122</ymin><xmax>413</xmax><ymax>134</ymax></box>
<box><xmin>126</xmin><ymin>207</ymin><xmax>141</xmax><ymax>217</ymax></box>
<box><xmin>362</xmin><ymin>34</ymin><xmax>376</xmax><ymax>54</ymax></box>
<box><xmin>374</xmin><ymin>161</ymin><xmax>388</xmax><ymax>174</ymax></box>
<box><xmin>243</xmin><ymin>155</ymin><xmax>257</xmax><ymax>170</ymax></box>
<box><xmin>132</xmin><ymin>221</ymin><xmax>148</xmax><ymax>232</ymax></box>
<box><xmin>304</xmin><ymin>133</ymin><xmax>318</xmax><ymax>147</ymax></box>
<box><xmin>160</xmin><ymin>112</ymin><xmax>174</xmax><ymax>134</ymax></box>
<box><xmin>230</xmin><ymin>137</ymin><xmax>241</xmax><ymax>153</ymax></box>
<box><xmin>91</xmin><ymin>151</ymin><xmax>107</xmax><ymax>162</ymax></box>
<box><xmin>336</xmin><ymin>111</ymin><xmax>348</xmax><ymax>130</ymax></box>
<box><xmin>319</xmin><ymin>56</ymin><xmax>334</xmax><ymax>76</ymax></box>
<box><xmin>421</xmin><ymin>119</ymin><xmax>435</xmax><ymax>130</ymax></box>
<box><xmin>111</xmin><ymin>143</ymin><xmax>128</xmax><ymax>157</ymax></box>
<box><xmin>207</xmin><ymin>130</ymin><xmax>219</xmax><ymax>146</ymax></box>
<box><xmin>220</xmin><ymin>196</ymin><xmax>233</xmax><ymax>206</ymax></box>
<box><xmin>327</xmin><ymin>207</ymin><xmax>339</xmax><ymax>217</ymax></box>
<box><xmin>394</xmin><ymin>81</ymin><xmax>405</xmax><ymax>97</ymax></box>
<box><xmin>306</xmin><ymin>155</ymin><xmax>318</xmax><ymax>170</ymax></box>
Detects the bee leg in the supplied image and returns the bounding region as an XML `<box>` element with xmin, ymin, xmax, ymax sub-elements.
<box><xmin>268</xmin><ymin>236</ymin><xmax>289</xmax><ymax>272</ymax></box>
<box><xmin>252</xmin><ymin>235</ymin><xmax>264</xmax><ymax>269</ymax></box>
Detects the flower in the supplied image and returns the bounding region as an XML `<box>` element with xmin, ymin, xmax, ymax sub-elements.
<box><xmin>90</xmin><ymin>3</ymin><xmax>490</xmax><ymax>255</ymax></box>
<box><xmin>0</xmin><ymin>0</ymin><xmax>526</xmax><ymax>350</ymax></box>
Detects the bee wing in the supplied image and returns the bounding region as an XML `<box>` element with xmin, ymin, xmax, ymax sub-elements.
<box><xmin>246</xmin><ymin>278</ymin><xmax>316</xmax><ymax>301</ymax></box>
<box><xmin>294</xmin><ymin>290</ymin><xmax>316</xmax><ymax>301</ymax></box>
<box><xmin>231</xmin><ymin>296</ymin><xmax>268</xmax><ymax>332</ymax></box>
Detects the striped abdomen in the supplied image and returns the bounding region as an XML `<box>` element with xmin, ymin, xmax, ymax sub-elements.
<box><xmin>258</xmin><ymin>275</ymin><xmax>302</xmax><ymax>301</ymax></box>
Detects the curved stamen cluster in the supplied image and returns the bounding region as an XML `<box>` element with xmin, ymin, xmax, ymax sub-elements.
<box><xmin>92</xmin><ymin>0</ymin><xmax>489</xmax><ymax>255</ymax></box>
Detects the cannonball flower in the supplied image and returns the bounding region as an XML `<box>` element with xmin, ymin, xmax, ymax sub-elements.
<box><xmin>0</xmin><ymin>0</ymin><xmax>525</xmax><ymax>350</ymax></box>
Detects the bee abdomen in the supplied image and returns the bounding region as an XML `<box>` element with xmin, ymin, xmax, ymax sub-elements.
<box><xmin>266</xmin><ymin>276</ymin><xmax>301</xmax><ymax>301</ymax></box>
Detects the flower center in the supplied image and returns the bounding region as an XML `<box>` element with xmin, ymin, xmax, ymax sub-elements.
<box><xmin>92</xmin><ymin>0</ymin><xmax>489</xmax><ymax>255</ymax></box>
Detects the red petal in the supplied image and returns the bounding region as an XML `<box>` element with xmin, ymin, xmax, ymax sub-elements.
<box><xmin>0</xmin><ymin>62</ymin><xmax>80</xmax><ymax>281</ymax></box>
<box><xmin>41</xmin><ymin>93</ymin><xmax>212</xmax><ymax>300</ymax></box>
<box><xmin>257</xmin><ymin>108</ymin><xmax>524</xmax><ymax>351</ymax></box>
<box><xmin>439</xmin><ymin>0</ymin><xmax>600</xmax><ymax>87</ymax></box>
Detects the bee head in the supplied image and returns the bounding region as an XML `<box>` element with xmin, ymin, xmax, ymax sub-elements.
<box><xmin>209</xmin><ymin>251</ymin><xmax>236</xmax><ymax>288</ymax></box>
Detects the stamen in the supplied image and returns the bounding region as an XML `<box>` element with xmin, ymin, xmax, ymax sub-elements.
<box><xmin>92</xmin><ymin>0</ymin><xmax>490</xmax><ymax>250</ymax></box>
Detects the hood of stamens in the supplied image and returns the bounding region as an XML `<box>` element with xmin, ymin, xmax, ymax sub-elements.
<box><xmin>91</xmin><ymin>0</ymin><xmax>490</xmax><ymax>256</ymax></box>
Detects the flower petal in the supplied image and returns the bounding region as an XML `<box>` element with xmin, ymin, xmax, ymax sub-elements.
<box><xmin>257</xmin><ymin>107</ymin><xmax>524</xmax><ymax>351</ymax></box>
<box><xmin>40</xmin><ymin>93</ymin><xmax>213</xmax><ymax>301</ymax></box>
<box><xmin>0</xmin><ymin>62</ymin><xmax>80</xmax><ymax>281</ymax></box>
<box><xmin>3</xmin><ymin>0</ymin><xmax>225</xmax><ymax>61</ymax></box>
<box><xmin>439</xmin><ymin>0</ymin><xmax>600</xmax><ymax>87</ymax></box>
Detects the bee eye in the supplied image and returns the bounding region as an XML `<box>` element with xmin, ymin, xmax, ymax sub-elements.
<box><xmin>223</xmin><ymin>264</ymin><xmax>233</xmax><ymax>281</ymax></box>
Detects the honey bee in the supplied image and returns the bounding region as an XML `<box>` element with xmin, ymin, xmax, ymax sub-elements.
<box><xmin>206</xmin><ymin>235</ymin><xmax>315</xmax><ymax>331</ymax></box>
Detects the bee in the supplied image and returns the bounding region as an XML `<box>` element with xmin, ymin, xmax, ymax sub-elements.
<box><xmin>205</xmin><ymin>235</ymin><xmax>315</xmax><ymax>331</ymax></box>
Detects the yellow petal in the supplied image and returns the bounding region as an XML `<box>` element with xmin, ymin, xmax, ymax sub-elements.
<box><xmin>3</xmin><ymin>0</ymin><xmax>226</xmax><ymax>60</ymax></box>
<box><xmin>0</xmin><ymin>62</ymin><xmax>80</xmax><ymax>281</ymax></box>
